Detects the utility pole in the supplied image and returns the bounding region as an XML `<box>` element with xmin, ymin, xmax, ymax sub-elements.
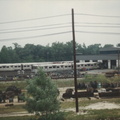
<box><xmin>118</xmin><ymin>49</ymin><xmax>120</xmax><ymax>74</ymax></box>
<box><xmin>72</xmin><ymin>8</ymin><xmax>79</xmax><ymax>113</ymax></box>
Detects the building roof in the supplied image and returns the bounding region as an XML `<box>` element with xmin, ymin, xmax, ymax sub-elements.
<box><xmin>100</xmin><ymin>47</ymin><xmax>120</xmax><ymax>52</ymax></box>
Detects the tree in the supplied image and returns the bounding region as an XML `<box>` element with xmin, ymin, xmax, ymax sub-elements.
<box><xmin>103</xmin><ymin>44</ymin><xmax>114</xmax><ymax>48</ymax></box>
<box><xmin>26</xmin><ymin>69</ymin><xmax>60</xmax><ymax>117</ymax></box>
<box><xmin>116</xmin><ymin>43</ymin><xmax>120</xmax><ymax>47</ymax></box>
<box><xmin>87</xmin><ymin>44</ymin><xmax>101</xmax><ymax>55</ymax></box>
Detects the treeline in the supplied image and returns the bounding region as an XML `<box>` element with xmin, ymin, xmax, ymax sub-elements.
<box><xmin>0</xmin><ymin>41</ymin><xmax>119</xmax><ymax>63</ymax></box>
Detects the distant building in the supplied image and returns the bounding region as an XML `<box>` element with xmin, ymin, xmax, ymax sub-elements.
<box><xmin>76</xmin><ymin>47</ymin><xmax>120</xmax><ymax>69</ymax></box>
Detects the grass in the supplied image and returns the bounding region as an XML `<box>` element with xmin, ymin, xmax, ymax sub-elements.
<box><xmin>0</xmin><ymin>75</ymin><xmax>120</xmax><ymax>119</ymax></box>
<box><xmin>0</xmin><ymin>74</ymin><xmax>119</xmax><ymax>91</ymax></box>
<box><xmin>0</xmin><ymin>105</ymin><xmax>26</xmax><ymax>114</ymax></box>
<box><xmin>1</xmin><ymin>110</ymin><xmax>120</xmax><ymax>120</ymax></box>
<box><xmin>61</xmin><ymin>97</ymin><xmax>120</xmax><ymax>109</ymax></box>
<box><xmin>0</xmin><ymin>78</ymin><xmax>82</xmax><ymax>91</ymax></box>
<box><xmin>0</xmin><ymin>116</ymin><xmax>35</xmax><ymax>120</ymax></box>
<box><xmin>0</xmin><ymin>81</ymin><xmax>28</xmax><ymax>91</ymax></box>
<box><xmin>64</xmin><ymin>110</ymin><xmax>120</xmax><ymax>120</ymax></box>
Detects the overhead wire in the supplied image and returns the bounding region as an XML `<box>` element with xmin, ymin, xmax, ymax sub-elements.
<box><xmin>75</xmin><ymin>25</ymin><xmax>120</xmax><ymax>28</ymax></box>
<box><xmin>0</xmin><ymin>12</ymin><xmax>120</xmax><ymax>43</ymax></box>
<box><xmin>0</xmin><ymin>25</ymin><xmax>72</xmax><ymax>34</ymax></box>
<box><xmin>0</xmin><ymin>31</ymin><xmax>72</xmax><ymax>42</ymax></box>
<box><xmin>0</xmin><ymin>14</ymin><xmax>70</xmax><ymax>24</ymax></box>
<box><xmin>75</xmin><ymin>22</ymin><xmax>120</xmax><ymax>25</ymax></box>
<box><xmin>76</xmin><ymin>31</ymin><xmax>120</xmax><ymax>35</ymax></box>
<box><xmin>75</xmin><ymin>13</ymin><xmax>120</xmax><ymax>18</ymax></box>
<box><xmin>0</xmin><ymin>22</ymin><xmax>71</xmax><ymax>31</ymax></box>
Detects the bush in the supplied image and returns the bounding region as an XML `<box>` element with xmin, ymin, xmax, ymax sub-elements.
<box><xmin>37</xmin><ymin>112</ymin><xmax>65</xmax><ymax>120</ymax></box>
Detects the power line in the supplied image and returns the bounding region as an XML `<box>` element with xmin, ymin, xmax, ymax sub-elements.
<box><xmin>76</xmin><ymin>30</ymin><xmax>120</xmax><ymax>35</ymax></box>
<box><xmin>0</xmin><ymin>14</ymin><xmax>70</xmax><ymax>24</ymax></box>
<box><xmin>76</xmin><ymin>25</ymin><xmax>120</xmax><ymax>28</ymax></box>
<box><xmin>75</xmin><ymin>22</ymin><xmax>120</xmax><ymax>25</ymax></box>
<box><xmin>0</xmin><ymin>31</ymin><xmax>71</xmax><ymax>42</ymax></box>
<box><xmin>1</xmin><ymin>24</ymin><xmax>119</xmax><ymax>34</ymax></box>
<box><xmin>0</xmin><ymin>22</ymin><xmax>71</xmax><ymax>31</ymax></box>
<box><xmin>0</xmin><ymin>24</ymin><xmax>119</xmax><ymax>35</ymax></box>
<box><xmin>0</xmin><ymin>25</ymin><xmax>71</xmax><ymax>34</ymax></box>
<box><xmin>75</xmin><ymin>13</ymin><xmax>120</xmax><ymax>18</ymax></box>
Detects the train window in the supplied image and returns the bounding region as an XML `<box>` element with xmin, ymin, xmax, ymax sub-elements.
<box><xmin>49</xmin><ymin>66</ymin><xmax>52</xmax><ymax>69</ymax></box>
<box><xmin>57</xmin><ymin>66</ymin><xmax>59</xmax><ymax>68</ymax></box>
<box><xmin>45</xmin><ymin>66</ymin><xmax>47</xmax><ymax>69</ymax></box>
<box><xmin>7</xmin><ymin>66</ymin><xmax>9</xmax><ymax>68</ymax></box>
<box><xmin>88</xmin><ymin>64</ymin><xmax>90</xmax><ymax>66</ymax></box>
<box><xmin>3</xmin><ymin>66</ymin><xmax>6</xmax><ymax>68</ymax></box>
<box><xmin>0</xmin><ymin>66</ymin><xmax>2</xmax><ymax>68</ymax></box>
<box><xmin>93</xmin><ymin>60</ymin><xmax>97</xmax><ymax>62</ymax></box>
<box><xmin>85</xmin><ymin>64</ymin><xmax>87</xmax><ymax>66</ymax></box>
<box><xmin>11</xmin><ymin>65</ymin><xmax>13</xmax><ymax>67</ymax></box>
<box><xmin>77</xmin><ymin>65</ymin><xmax>80</xmax><ymax>67</ymax></box>
<box><xmin>24</xmin><ymin>65</ymin><xmax>26</xmax><ymax>67</ymax></box>
<box><xmin>90</xmin><ymin>64</ymin><xmax>93</xmax><ymax>66</ymax></box>
<box><xmin>69</xmin><ymin>66</ymin><xmax>71</xmax><ymax>68</ymax></box>
<box><xmin>65</xmin><ymin>66</ymin><xmax>68</xmax><ymax>68</ymax></box>
<box><xmin>85</xmin><ymin>60</ymin><xmax>90</xmax><ymax>62</ymax></box>
<box><xmin>61</xmin><ymin>65</ymin><xmax>63</xmax><ymax>68</ymax></box>
<box><xmin>27</xmin><ymin>65</ymin><xmax>30</xmax><ymax>67</ymax></box>
<box><xmin>15</xmin><ymin>66</ymin><xmax>18</xmax><ymax>68</ymax></box>
<box><xmin>81</xmin><ymin>64</ymin><xmax>83</xmax><ymax>66</ymax></box>
<box><xmin>53</xmin><ymin>66</ymin><xmax>56</xmax><ymax>68</ymax></box>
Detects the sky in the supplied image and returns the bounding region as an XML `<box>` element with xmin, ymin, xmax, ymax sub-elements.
<box><xmin>0</xmin><ymin>0</ymin><xmax>120</xmax><ymax>49</ymax></box>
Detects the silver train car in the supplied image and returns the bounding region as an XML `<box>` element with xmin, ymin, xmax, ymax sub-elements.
<box><xmin>31</xmin><ymin>62</ymin><xmax>99</xmax><ymax>73</ymax></box>
<box><xmin>0</xmin><ymin>61</ymin><xmax>99</xmax><ymax>72</ymax></box>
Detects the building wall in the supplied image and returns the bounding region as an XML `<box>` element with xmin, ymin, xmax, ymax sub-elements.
<box><xmin>76</xmin><ymin>47</ymin><xmax>120</xmax><ymax>69</ymax></box>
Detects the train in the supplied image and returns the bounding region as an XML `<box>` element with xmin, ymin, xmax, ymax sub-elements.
<box><xmin>0</xmin><ymin>61</ymin><xmax>100</xmax><ymax>80</ymax></box>
<box><xmin>0</xmin><ymin>61</ymin><xmax>99</xmax><ymax>72</ymax></box>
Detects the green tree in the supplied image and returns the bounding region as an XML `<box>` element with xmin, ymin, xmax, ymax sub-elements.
<box><xmin>87</xmin><ymin>44</ymin><xmax>101</xmax><ymax>55</ymax></box>
<box><xmin>116</xmin><ymin>43</ymin><xmax>120</xmax><ymax>47</ymax></box>
<box><xmin>103</xmin><ymin>44</ymin><xmax>114</xmax><ymax>48</ymax></box>
<box><xmin>26</xmin><ymin>69</ymin><xmax>60</xmax><ymax>117</ymax></box>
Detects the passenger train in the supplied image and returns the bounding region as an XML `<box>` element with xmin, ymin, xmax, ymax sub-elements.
<box><xmin>0</xmin><ymin>61</ymin><xmax>99</xmax><ymax>72</ymax></box>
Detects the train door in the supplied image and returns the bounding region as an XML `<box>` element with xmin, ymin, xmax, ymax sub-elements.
<box><xmin>102</xmin><ymin>60</ymin><xmax>108</xmax><ymax>69</ymax></box>
<box><xmin>110</xmin><ymin>60</ymin><xmax>116</xmax><ymax>69</ymax></box>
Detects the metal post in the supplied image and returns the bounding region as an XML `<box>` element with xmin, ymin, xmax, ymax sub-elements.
<box><xmin>72</xmin><ymin>8</ymin><xmax>79</xmax><ymax>113</ymax></box>
<box><xmin>118</xmin><ymin>50</ymin><xmax>120</xmax><ymax>74</ymax></box>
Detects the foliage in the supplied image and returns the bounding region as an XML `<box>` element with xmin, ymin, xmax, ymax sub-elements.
<box><xmin>81</xmin><ymin>74</ymin><xmax>111</xmax><ymax>83</ymax></box>
<box><xmin>0</xmin><ymin>41</ymin><xmax>116</xmax><ymax>63</ymax></box>
<box><xmin>103</xmin><ymin>44</ymin><xmax>114</xmax><ymax>48</ymax></box>
<box><xmin>37</xmin><ymin>112</ymin><xmax>65</xmax><ymax>120</ymax></box>
<box><xmin>25</xmin><ymin>69</ymin><xmax>60</xmax><ymax>117</ymax></box>
<box><xmin>0</xmin><ymin>81</ymin><xmax>27</xmax><ymax>91</ymax></box>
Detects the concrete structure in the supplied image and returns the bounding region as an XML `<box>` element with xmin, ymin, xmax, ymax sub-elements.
<box><xmin>76</xmin><ymin>47</ymin><xmax>120</xmax><ymax>69</ymax></box>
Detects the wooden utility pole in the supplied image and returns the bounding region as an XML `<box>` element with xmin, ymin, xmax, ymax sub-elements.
<box><xmin>72</xmin><ymin>8</ymin><xmax>79</xmax><ymax>113</ymax></box>
<box><xmin>118</xmin><ymin>49</ymin><xmax>120</xmax><ymax>74</ymax></box>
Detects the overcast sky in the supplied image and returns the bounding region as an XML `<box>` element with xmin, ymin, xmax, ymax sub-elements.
<box><xmin>0</xmin><ymin>0</ymin><xmax>120</xmax><ymax>49</ymax></box>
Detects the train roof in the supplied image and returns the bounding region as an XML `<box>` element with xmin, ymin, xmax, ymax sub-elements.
<box><xmin>0</xmin><ymin>61</ymin><xmax>97</xmax><ymax>66</ymax></box>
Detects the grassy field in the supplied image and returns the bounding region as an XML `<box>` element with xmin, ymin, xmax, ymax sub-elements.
<box><xmin>0</xmin><ymin>97</ymin><xmax>120</xmax><ymax>119</ymax></box>
<box><xmin>0</xmin><ymin>75</ymin><xmax>120</xmax><ymax>120</ymax></box>
<box><xmin>0</xmin><ymin>105</ymin><xmax>26</xmax><ymax>114</ymax></box>
<box><xmin>0</xmin><ymin>109</ymin><xmax>120</xmax><ymax>120</ymax></box>
<box><xmin>0</xmin><ymin>74</ymin><xmax>119</xmax><ymax>91</ymax></box>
